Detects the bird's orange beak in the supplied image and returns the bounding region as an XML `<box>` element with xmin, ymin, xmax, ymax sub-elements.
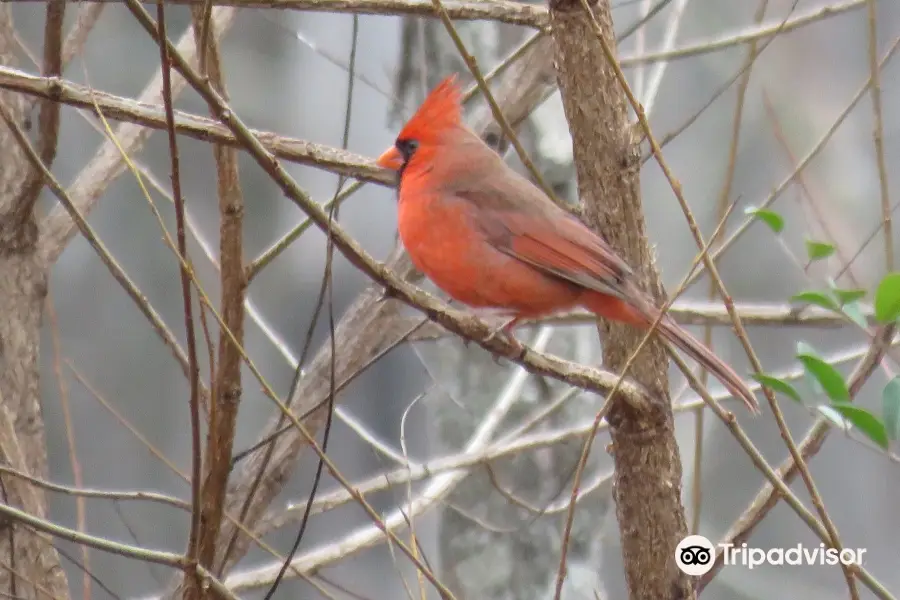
<box><xmin>376</xmin><ymin>145</ymin><xmax>405</xmax><ymax>171</ymax></box>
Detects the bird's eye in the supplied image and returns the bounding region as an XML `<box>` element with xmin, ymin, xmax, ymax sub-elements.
<box><xmin>396</xmin><ymin>138</ymin><xmax>419</xmax><ymax>161</ymax></box>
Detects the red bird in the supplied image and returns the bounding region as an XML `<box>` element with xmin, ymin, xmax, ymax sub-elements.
<box><xmin>377</xmin><ymin>74</ymin><xmax>759</xmax><ymax>414</ymax></box>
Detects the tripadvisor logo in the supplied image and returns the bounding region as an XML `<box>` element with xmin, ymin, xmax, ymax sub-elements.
<box><xmin>675</xmin><ymin>535</ymin><xmax>715</xmax><ymax>576</ymax></box>
<box><xmin>675</xmin><ymin>535</ymin><xmax>867</xmax><ymax>576</ymax></box>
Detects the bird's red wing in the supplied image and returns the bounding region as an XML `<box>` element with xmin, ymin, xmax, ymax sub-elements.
<box><xmin>446</xmin><ymin>153</ymin><xmax>634</xmax><ymax>298</ymax></box>
<box><xmin>472</xmin><ymin>205</ymin><xmax>635</xmax><ymax>302</ymax></box>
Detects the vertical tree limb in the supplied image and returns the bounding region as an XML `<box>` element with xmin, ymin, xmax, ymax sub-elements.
<box><xmin>547</xmin><ymin>1</ymin><xmax>693</xmax><ymax>598</ymax></box>
<box><xmin>0</xmin><ymin>5</ymin><xmax>69</xmax><ymax>599</ymax></box>
<box><xmin>189</xmin><ymin>0</ymin><xmax>247</xmax><ymax>590</ymax></box>
<box><xmin>14</xmin><ymin>0</ymin><xmax>64</xmax><ymax>220</ymax></box>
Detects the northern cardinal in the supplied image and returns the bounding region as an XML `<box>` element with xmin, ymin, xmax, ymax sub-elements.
<box><xmin>377</xmin><ymin>74</ymin><xmax>759</xmax><ymax>414</ymax></box>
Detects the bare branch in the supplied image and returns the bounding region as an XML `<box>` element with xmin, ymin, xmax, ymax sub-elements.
<box><xmin>0</xmin><ymin>6</ymin><xmax>69</xmax><ymax>598</ymax></box>
<box><xmin>0</xmin><ymin>500</ymin><xmax>237</xmax><ymax>600</ymax></box>
<box><xmin>865</xmin><ymin>0</ymin><xmax>893</xmax><ymax>272</ymax></box>
<box><xmin>188</xmin><ymin>3</ymin><xmax>248</xmax><ymax>587</ymax></box>
<box><xmin>154</xmin><ymin>3</ymin><xmax>204</xmax><ymax>597</ymax></box>
<box><xmin>13</xmin><ymin>0</ymin><xmax>64</xmax><ymax>223</ymax></box>
<box><xmin>0</xmin><ymin>64</ymin><xmax>390</xmax><ymax>186</ymax></box>
<box><xmin>619</xmin><ymin>0</ymin><xmax>863</xmax><ymax>67</ymax></box>
<box><xmin>116</xmin><ymin>0</ymin><xmax>549</xmax><ymax>27</ymax></box>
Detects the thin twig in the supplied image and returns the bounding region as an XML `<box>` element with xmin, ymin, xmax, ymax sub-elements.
<box><xmin>619</xmin><ymin>0</ymin><xmax>864</xmax><ymax>67</ymax></box>
<box><xmin>0</xmin><ymin>502</ymin><xmax>237</xmax><ymax>600</ymax></box>
<box><xmin>761</xmin><ymin>90</ymin><xmax>864</xmax><ymax>289</ymax></box>
<box><xmin>46</xmin><ymin>295</ymin><xmax>90</xmax><ymax>600</ymax></box>
<box><xmin>693</xmin><ymin>0</ymin><xmax>768</xmax><ymax>536</ymax></box>
<box><xmin>155</xmin><ymin>3</ymin><xmax>204</xmax><ymax>590</ymax></box>
<box><xmin>0</xmin><ymin>463</ymin><xmax>191</xmax><ymax>512</ymax></box>
<box><xmin>262</xmin><ymin>14</ymin><xmax>360</xmax><ymax>599</ymax></box>
<box><xmin>866</xmin><ymin>0</ymin><xmax>892</xmax><ymax>272</ymax></box>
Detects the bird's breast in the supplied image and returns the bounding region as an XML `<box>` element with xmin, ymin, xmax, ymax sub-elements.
<box><xmin>397</xmin><ymin>193</ymin><xmax>487</xmax><ymax>301</ymax></box>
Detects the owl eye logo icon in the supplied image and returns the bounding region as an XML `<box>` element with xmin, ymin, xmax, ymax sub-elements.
<box><xmin>675</xmin><ymin>535</ymin><xmax>716</xmax><ymax>576</ymax></box>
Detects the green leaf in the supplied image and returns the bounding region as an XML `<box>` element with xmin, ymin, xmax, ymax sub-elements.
<box><xmin>744</xmin><ymin>207</ymin><xmax>784</xmax><ymax>234</ymax></box>
<box><xmin>805</xmin><ymin>240</ymin><xmax>836</xmax><ymax>261</ymax></box>
<box><xmin>882</xmin><ymin>377</ymin><xmax>900</xmax><ymax>441</ymax></box>
<box><xmin>796</xmin><ymin>343</ymin><xmax>849</xmax><ymax>403</ymax></box>
<box><xmin>752</xmin><ymin>373</ymin><xmax>802</xmax><ymax>404</ymax></box>
<box><xmin>790</xmin><ymin>290</ymin><xmax>840</xmax><ymax>313</ymax></box>
<box><xmin>832</xmin><ymin>288</ymin><xmax>866</xmax><ymax>306</ymax></box>
<box><xmin>841</xmin><ymin>301</ymin><xmax>869</xmax><ymax>329</ymax></box>
<box><xmin>797</xmin><ymin>342</ymin><xmax>825</xmax><ymax>397</ymax></box>
<box><xmin>827</xmin><ymin>402</ymin><xmax>889</xmax><ymax>450</ymax></box>
<box><xmin>874</xmin><ymin>272</ymin><xmax>900</xmax><ymax>323</ymax></box>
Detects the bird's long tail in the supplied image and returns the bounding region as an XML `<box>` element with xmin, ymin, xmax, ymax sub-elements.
<box><xmin>655</xmin><ymin>317</ymin><xmax>760</xmax><ymax>414</ymax></box>
<box><xmin>582</xmin><ymin>293</ymin><xmax>760</xmax><ymax>414</ymax></box>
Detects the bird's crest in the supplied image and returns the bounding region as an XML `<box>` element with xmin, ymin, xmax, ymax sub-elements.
<box><xmin>397</xmin><ymin>74</ymin><xmax>462</xmax><ymax>142</ymax></box>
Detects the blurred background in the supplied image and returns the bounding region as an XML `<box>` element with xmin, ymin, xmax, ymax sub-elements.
<box><xmin>7</xmin><ymin>0</ymin><xmax>900</xmax><ymax>598</ymax></box>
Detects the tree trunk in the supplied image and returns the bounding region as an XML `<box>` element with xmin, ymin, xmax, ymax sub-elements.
<box><xmin>0</xmin><ymin>6</ymin><xmax>68</xmax><ymax>596</ymax></box>
<box><xmin>548</xmin><ymin>1</ymin><xmax>695</xmax><ymax>598</ymax></box>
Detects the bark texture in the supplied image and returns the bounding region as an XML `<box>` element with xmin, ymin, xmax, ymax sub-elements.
<box><xmin>547</xmin><ymin>1</ymin><xmax>694</xmax><ymax>598</ymax></box>
<box><xmin>0</xmin><ymin>5</ymin><xmax>69</xmax><ymax>598</ymax></box>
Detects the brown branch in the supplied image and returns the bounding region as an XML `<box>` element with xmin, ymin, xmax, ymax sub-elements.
<box><xmin>547</xmin><ymin>1</ymin><xmax>691</xmax><ymax>599</ymax></box>
<box><xmin>46</xmin><ymin>296</ymin><xmax>90</xmax><ymax>600</ymax></box>
<box><xmin>189</xmin><ymin>3</ymin><xmax>247</xmax><ymax>587</ymax></box>
<box><xmin>693</xmin><ymin>0</ymin><xmax>768</xmax><ymax>536</ymax></box>
<box><xmin>0</xmin><ymin>6</ymin><xmax>69</xmax><ymax>599</ymax></box>
<box><xmin>155</xmin><ymin>3</ymin><xmax>205</xmax><ymax>598</ymax></box>
<box><xmin>393</xmin><ymin>301</ymin><xmax>861</xmax><ymax>342</ymax></box>
<box><xmin>13</xmin><ymin>0</ymin><xmax>64</xmax><ymax>224</ymax></box>
<box><xmin>617</xmin><ymin>0</ymin><xmax>864</xmax><ymax>68</ymax></box>
<box><xmin>0</xmin><ymin>64</ymin><xmax>391</xmax><ymax>187</ymax></box>
<box><xmin>866</xmin><ymin>0</ymin><xmax>893</xmax><ymax>272</ymax></box>
<box><xmin>104</xmin><ymin>0</ymin><xmax>550</xmax><ymax>27</ymax></box>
